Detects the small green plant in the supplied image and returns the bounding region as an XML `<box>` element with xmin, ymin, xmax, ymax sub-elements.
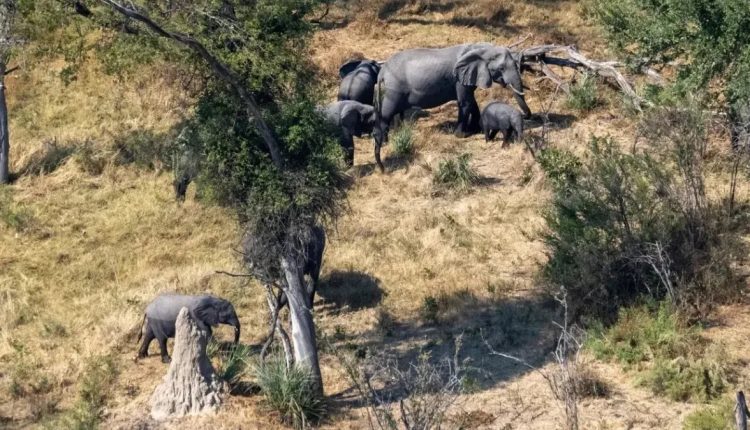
<box><xmin>391</xmin><ymin>121</ymin><xmax>415</xmax><ymax>157</ymax></box>
<box><xmin>421</xmin><ymin>296</ymin><xmax>439</xmax><ymax>324</ymax></box>
<box><xmin>0</xmin><ymin>187</ymin><xmax>33</xmax><ymax>232</ymax></box>
<box><xmin>254</xmin><ymin>358</ymin><xmax>325</xmax><ymax>429</ymax></box>
<box><xmin>63</xmin><ymin>355</ymin><xmax>117</xmax><ymax>430</ymax></box>
<box><xmin>683</xmin><ymin>398</ymin><xmax>734</xmax><ymax>430</ymax></box>
<box><xmin>208</xmin><ymin>340</ymin><xmax>252</xmax><ymax>387</ymax></box>
<box><xmin>432</xmin><ymin>153</ymin><xmax>479</xmax><ymax>193</ymax></box>
<box><xmin>565</xmin><ymin>74</ymin><xmax>599</xmax><ymax>112</ymax></box>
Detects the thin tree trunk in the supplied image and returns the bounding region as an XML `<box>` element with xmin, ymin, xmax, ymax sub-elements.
<box><xmin>0</xmin><ymin>62</ymin><xmax>9</xmax><ymax>184</ymax></box>
<box><xmin>281</xmin><ymin>254</ymin><xmax>323</xmax><ymax>395</ymax></box>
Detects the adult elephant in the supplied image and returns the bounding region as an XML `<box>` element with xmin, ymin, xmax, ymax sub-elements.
<box><xmin>323</xmin><ymin>100</ymin><xmax>377</xmax><ymax>167</ymax></box>
<box><xmin>373</xmin><ymin>43</ymin><xmax>531</xmax><ymax>172</ymax></box>
<box><xmin>338</xmin><ymin>58</ymin><xmax>381</xmax><ymax>105</ymax></box>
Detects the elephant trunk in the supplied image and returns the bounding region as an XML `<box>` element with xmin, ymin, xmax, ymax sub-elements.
<box><xmin>227</xmin><ymin>315</ymin><xmax>241</xmax><ymax>344</ymax></box>
<box><xmin>504</xmin><ymin>70</ymin><xmax>532</xmax><ymax>118</ymax></box>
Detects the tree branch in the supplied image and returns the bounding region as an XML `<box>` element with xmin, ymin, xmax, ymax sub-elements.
<box><xmin>98</xmin><ymin>0</ymin><xmax>285</xmax><ymax>170</ymax></box>
<box><xmin>3</xmin><ymin>65</ymin><xmax>18</xmax><ymax>75</ymax></box>
<box><xmin>519</xmin><ymin>44</ymin><xmax>652</xmax><ymax>111</ymax></box>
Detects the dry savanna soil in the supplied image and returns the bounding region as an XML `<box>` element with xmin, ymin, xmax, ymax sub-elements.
<box><xmin>1</xmin><ymin>1</ymin><xmax>749</xmax><ymax>429</ymax></box>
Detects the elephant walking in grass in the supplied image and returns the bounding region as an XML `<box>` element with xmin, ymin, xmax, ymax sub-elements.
<box><xmin>137</xmin><ymin>294</ymin><xmax>241</xmax><ymax>363</ymax></box>
<box><xmin>481</xmin><ymin>101</ymin><xmax>524</xmax><ymax>146</ymax></box>
<box><xmin>323</xmin><ymin>100</ymin><xmax>377</xmax><ymax>167</ymax></box>
<box><xmin>338</xmin><ymin>58</ymin><xmax>381</xmax><ymax>105</ymax></box>
<box><xmin>374</xmin><ymin>43</ymin><xmax>531</xmax><ymax>171</ymax></box>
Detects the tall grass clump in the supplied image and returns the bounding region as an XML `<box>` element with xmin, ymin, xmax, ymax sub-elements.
<box><xmin>391</xmin><ymin>121</ymin><xmax>415</xmax><ymax>158</ymax></box>
<box><xmin>540</xmin><ymin>105</ymin><xmax>747</xmax><ymax>321</ymax></box>
<box><xmin>62</xmin><ymin>356</ymin><xmax>117</xmax><ymax>430</ymax></box>
<box><xmin>683</xmin><ymin>398</ymin><xmax>734</xmax><ymax>430</ymax></box>
<box><xmin>207</xmin><ymin>340</ymin><xmax>253</xmax><ymax>388</ymax></box>
<box><xmin>254</xmin><ymin>358</ymin><xmax>325</xmax><ymax>429</ymax></box>
<box><xmin>565</xmin><ymin>74</ymin><xmax>599</xmax><ymax>112</ymax></box>
<box><xmin>432</xmin><ymin>153</ymin><xmax>479</xmax><ymax>194</ymax></box>
<box><xmin>588</xmin><ymin>302</ymin><xmax>731</xmax><ymax>402</ymax></box>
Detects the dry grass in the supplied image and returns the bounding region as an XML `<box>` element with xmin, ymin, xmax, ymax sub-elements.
<box><xmin>0</xmin><ymin>1</ymin><xmax>746</xmax><ymax>429</ymax></box>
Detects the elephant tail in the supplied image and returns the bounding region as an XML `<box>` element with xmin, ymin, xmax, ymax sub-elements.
<box><xmin>135</xmin><ymin>313</ymin><xmax>146</xmax><ymax>344</ymax></box>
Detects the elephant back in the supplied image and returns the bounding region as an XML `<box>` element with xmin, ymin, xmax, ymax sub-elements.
<box><xmin>145</xmin><ymin>294</ymin><xmax>203</xmax><ymax>322</ymax></box>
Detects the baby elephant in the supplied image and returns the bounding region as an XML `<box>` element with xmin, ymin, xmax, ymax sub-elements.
<box><xmin>481</xmin><ymin>101</ymin><xmax>524</xmax><ymax>147</ymax></box>
<box><xmin>137</xmin><ymin>294</ymin><xmax>241</xmax><ymax>363</ymax></box>
<box><xmin>323</xmin><ymin>100</ymin><xmax>377</xmax><ymax>167</ymax></box>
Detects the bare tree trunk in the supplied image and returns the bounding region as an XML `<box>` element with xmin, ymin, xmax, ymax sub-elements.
<box><xmin>0</xmin><ymin>62</ymin><xmax>9</xmax><ymax>184</ymax></box>
<box><xmin>150</xmin><ymin>308</ymin><xmax>225</xmax><ymax>420</ymax></box>
<box><xmin>737</xmin><ymin>391</ymin><xmax>749</xmax><ymax>430</ymax></box>
<box><xmin>281</xmin><ymin>254</ymin><xmax>323</xmax><ymax>395</ymax></box>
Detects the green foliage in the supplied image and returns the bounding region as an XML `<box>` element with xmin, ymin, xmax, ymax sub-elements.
<box><xmin>207</xmin><ymin>340</ymin><xmax>253</xmax><ymax>387</ymax></box>
<box><xmin>683</xmin><ymin>398</ymin><xmax>734</xmax><ymax>430</ymax></box>
<box><xmin>391</xmin><ymin>121</ymin><xmax>415</xmax><ymax>157</ymax></box>
<box><xmin>588</xmin><ymin>303</ymin><xmax>730</xmax><ymax>402</ymax></box>
<box><xmin>540</xmin><ymin>106</ymin><xmax>745</xmax><ymax>319</ymax></box>
<box><xmin>565</xmin><ymin>74</ymin><xmax>600</xmax><ymax>112</ymax></box>
<box><xmin>254</xmin><ymin>358</ymin><xmax>325</xmax><ymax>429</ymax></box>
<box><xmin>0</xmin><ymin>186</ymin><xmax>32</xmax><ymax>232</ymax></box>
<box><xmin>421</xmin><ymin>296</ymin><xmax>439</xmax><ymax>324</ymax></box>
<box><xmin>432</xmin><ymin>153</ymin><xmax>479</xmax><ymax>193</ymax></box>
<box><xmin>587</xmin><ymin>0</ymin><xmax>750</xmax><ymax>110</ymax></box>
<box><xmin>63</xmin><ymin>355</ymin><xmax>117</xmax><ymax>430</ymax></box>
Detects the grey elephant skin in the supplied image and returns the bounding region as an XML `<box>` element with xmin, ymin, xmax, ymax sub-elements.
<box><xmin>338</xmin><ymin>58</ymin><xmax>381</xmax><ymax>105</ymax></box>
<box><xmin>137</xmin><ymin>294</ymin><xmax>241</xmax><ymax>363</ymax></box>
<box><xmin>323</xmin><ymin>101</ymin><xmax>377</xmax><ymax>167</ymax></box>
<box><xmin>373</xmin><ymin>43</ymin><xmax>531</xmax><ymax>171</ymax></box>
<box><xmin>481</xmin><ymin>101</ymin><xmax>524</xmax><ymax>146</ymax></box>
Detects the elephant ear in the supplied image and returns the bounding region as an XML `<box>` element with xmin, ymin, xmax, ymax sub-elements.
<box><xmin>192</xmin><ymin>298</ymin><xmax>220</xmax><ymax>327</ymax></box>
<box><xmin>340</xmin><ymin>103</ymin><xmax>362</xmax><ymax>135</ymax></box>
<box><xmin>454</xmin><ymin>49</ymin><xmax>493</xmax><ymax>89</ymax></box>
<box><xmin>339</xmin><ymin>59</ymin><xmax>363</xmax><ymax>79</ymax></box>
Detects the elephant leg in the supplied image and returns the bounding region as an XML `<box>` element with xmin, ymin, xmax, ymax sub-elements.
<box><xmin>157</xmin><ymin>337</ymin><xmax>170</xmax><ymax>363</ymax></box>
<box><xmin>455</xmin><ymin>85</ymin><xmax>478</xmax><ymax>137</ymax></box>
<box><xmin>138</xmin><ymin>325</ymin><xmax>155</xmax><ymax>358</ymax></box>
<box><xmin>501</xmin><ymin>129</ymin><xmax>511</xmax><ymax>148</ymax></box>
<box><xmin>489</xmin><ymin>129</ymin><xmax>499</xmax><ymax>141</ymax></box>
<box><xmin>374</xmin><ymin>94</ymin><xmax>403</xmax><ymax>173</ymax></box>
<box><xmin>341</xmin><ymin>131</ymin><xmax>354</xmax><ymax>168</ymax></box>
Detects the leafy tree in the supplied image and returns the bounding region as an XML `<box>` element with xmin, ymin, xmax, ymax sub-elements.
<box><xmin>588</xmin><ymin>0</ymin><xmax>750</xmax><ymax>143</ymax></box>
<box><xmin>53</xmin><ymin>0</ymin><xmax>343</xmax><ymax>394</ymax></box>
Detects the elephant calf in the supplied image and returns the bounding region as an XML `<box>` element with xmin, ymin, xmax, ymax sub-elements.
<box><xmin>137</xmin><ymin>294</ymin><xmax>241</xmax><ymax>363</ymax></box>
<box><xmin>481</xmin><ymin>101</ymin><xmax>524</xmax><ymax>147</ymax></box>
<box><xmin>323</xmin><ymin>100</ymin><xmax>377</xmax><ymax>167</ymax></box>
<box><xmin>338</xmin><ymin>58</ymin><xmax>381</xmax><ymax>106</ymax></box>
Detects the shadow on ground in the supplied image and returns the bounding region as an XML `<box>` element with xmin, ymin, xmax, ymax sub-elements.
<box><xmin>327</xmin><ymin>291</ymin><xmax>560</xmax><ymax>408</ymax></box>
<box><xmin>317</xmin><ymin>270</ymin><xmax>385</xmax><ymax>311</ymax></box>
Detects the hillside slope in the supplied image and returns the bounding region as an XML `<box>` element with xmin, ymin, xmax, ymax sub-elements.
<box><xmin>1</xmin><ymin>1</ymin><xmax>747</xmax><ymax>429</ymax></box>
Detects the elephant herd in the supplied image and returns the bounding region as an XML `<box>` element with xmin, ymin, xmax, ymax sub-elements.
<box><xmin>323</xmin><ymin>42</ymin><xmax>529</xmax><ymax>171</ymax></box>
<box><xmin>147</xmin><ymin>42</ymin><xmax>529</xmax><ymax>361</ymax></box>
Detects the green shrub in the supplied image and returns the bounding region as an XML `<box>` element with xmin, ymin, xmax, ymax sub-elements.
<box><xmin>565</xmin><ymin>74</ymin><xmax>599</xmax><ymax>112</ymax></box>
<box><xmin>391</xmin><ymin>121</ymin><xmax>415</xmax><ymax>157</ymax></box>
<box><xmin>432</xmin><ymin>153</ymin><xmax>479</xmax><ymax>193</ymax></box>
<box><xmin>588</xmin><ymin>303</ymin><xmax>731</xmax><ymax>402</ymax></box>
<box><xmin>541</xmin><ymin>106</ymin><xmax>745</xmax><ymax>319</ymax></box>
<box><xmin>683</xmin><ymin>398</ymin><xmax>734</xmax><ymax>430</ymax></box>
<box><xmin>254</xmin><ymin>358</ymin><xmax>325</xmax><ymax>428</ymax></box>
<box><xmin>63</xmin><ymin>355</ymin><xmax>117</xmax><ymax>430</ymax></box>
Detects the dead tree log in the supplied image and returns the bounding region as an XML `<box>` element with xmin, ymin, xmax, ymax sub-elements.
<box><xmin>150</xmin><ymin>308</ymin><xmax>225</xmax><ymax>420</ymax></box>
<box><xmin>518</xmin><ymin>44</ymin><xmax>652</xmax><ymax>111</ymax></box>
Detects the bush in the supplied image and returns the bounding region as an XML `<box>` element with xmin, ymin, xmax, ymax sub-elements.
<box><xmin>588</xmin><ymin>303</ymin><xmax>731</xmax><ymax>402</ymax></box>
<box><xmin>63</xmin><ymin>356</ymin><xmax>117</xmax><ymax>430</ymax></box>
<box><xmin>420</xmin><ymin>296</ymin><xmax>439</xmax><ymax>324</ymax></box>
<box><xmin>540</xmin><ymin>106</ymin><xmax>746</xmax><ymax>320</ymax></box>
<box><xmin>207</xmin><ymin>340</ymin><xmax>252</xmax><ymax>387</ymax></box>
<box><xmin>73</xmin><ymin>141</ymin><xmax>108</xmax><ymax>176</ymax></box>
<box><xmin>391</xmin><ymin>121</ymin><xmax>415</xmax><ymax>157</ymax></box>
<box><xmin>112</xmin><ymin>130</ymin><xmax>176</xmax><ymax>171</ymax></box>
<box><xmin>254</xmin><ymin>358</ymin><xmax>325</xmax><ymax>429</ymax></box>
<box><xmin>565</xmin><ymin>74</ymin><xmax>599</xmax><ymax>112</ymax></box>
<box><xmin>432</xmin><ymin>153</ymin><xmax>479</xmax><ymax>193</ymax></box>
<box><xmin>683</xmin><ymin>398</ymin><xmax>734</xmax><ymax>430</ymax></box>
